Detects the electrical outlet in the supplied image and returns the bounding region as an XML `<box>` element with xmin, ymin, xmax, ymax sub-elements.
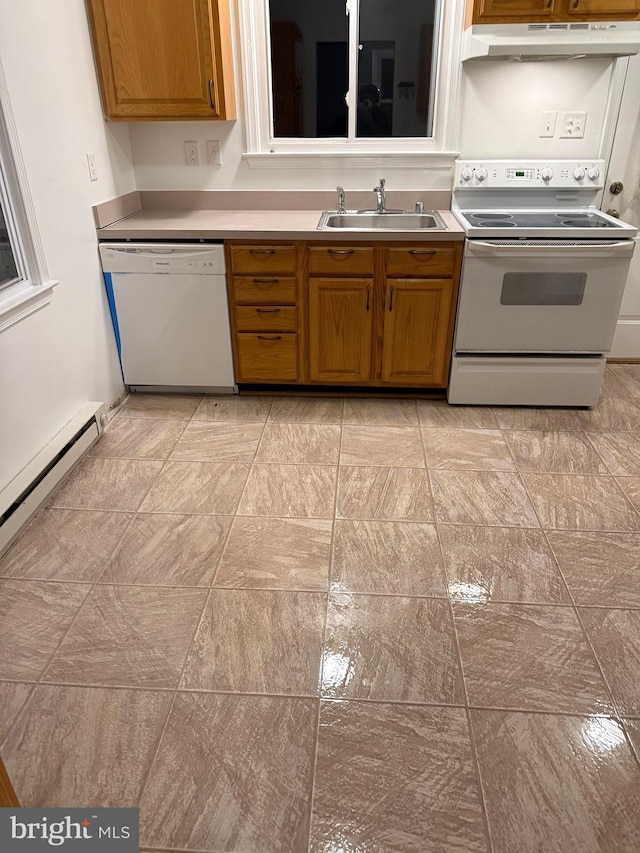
<box><xmin>559</xmin><ymin>111</ymin><xmax>587</xmax><ymax>139</ymax></box>
<box><xmin>539</xmin><ymin>111</ymin><xmax>557</xmax><ymax>138</ymax></box>
<box><xmin>206</xmin><ymin>140</ymin><xmax>222</xmax><ymax>165</ymax></box>
<box><xmin>86</xmin><ymin>152</ymin><xmax>98</xmax><ymax>181</ymax></box>
<box><xmin>184</xmin><ymin>140</ymin><xmax>200</xmax><ymax>166</ymax></box>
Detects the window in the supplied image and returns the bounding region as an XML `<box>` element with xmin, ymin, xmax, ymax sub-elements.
<box><xmin>239</xmin><ymin>0</ymin><xmax>463</xmax><ymax>159</ymax></box>
<box><xmin>0</xmin><ymin>57</ymin><xmax>56</xmax><ymax>331</ymax></box>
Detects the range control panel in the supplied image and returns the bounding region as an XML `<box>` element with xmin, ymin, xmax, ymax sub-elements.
<box><xmin>455</xmin><ymin>160</ymin><xmax>606</xmax><ymax>190</ymax></box>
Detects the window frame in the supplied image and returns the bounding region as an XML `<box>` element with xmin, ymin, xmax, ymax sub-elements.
<box><xmin>0</xmin><ymin>56</ymin><xmax>57</xmax><ymax>332</ymax></box>
<box><xmin>237</xmin><ymin>0</ymin><xmax>464</xmax><ymax>166</ymax></box>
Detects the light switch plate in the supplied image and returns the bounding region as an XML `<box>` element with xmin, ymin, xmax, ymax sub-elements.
<box><xmin>86</xmin><ymin>152</ymin><xmax>98</xmax><ymax>181</ymax></box>
<box><xmin>539</xmin><ymin>111</ymin><xmax>557</xmax><ymax>138</ymax></box>
<box><xmin>207</xmin><ymin>140</ymin><xmax>222</xmax><ymax>165</ymax></box>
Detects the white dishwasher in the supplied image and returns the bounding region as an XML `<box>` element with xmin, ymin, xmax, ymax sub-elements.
<box><xmin>99</xmin><ymin>242</ymin><xmax>236</xmax><ymax>393</ymax></box>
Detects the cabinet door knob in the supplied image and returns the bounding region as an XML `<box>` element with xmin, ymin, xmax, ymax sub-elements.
<box><xmin>389</xmin><ymin>285</ymin><xmax>394</xmax><ymax>312</ymax></box>
<box><xmin>366</xmin><ymin>284</ymin><xmax>371</xmax><ymax>311</ymax></box>
<box><xmin>208</xmin><ymin>79</ymin><xmax>216</xmax><ymax>111</ymax></box>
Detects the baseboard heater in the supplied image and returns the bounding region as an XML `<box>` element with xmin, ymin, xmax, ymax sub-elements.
<box><xmin>0</xmin><ymin>402</ymin><xmax>106</xmax><ymax>558</ymax></box>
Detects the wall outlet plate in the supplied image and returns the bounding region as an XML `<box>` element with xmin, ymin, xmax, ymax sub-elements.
<box><xmin>207</xmin><ymin>140</ymin><xmax>222</xmax><ymax>165</ymax></box>
<box><xmin>559</xmin><ymin>112</ymin><xmax>587</xmax><ymax>139</ymax></box>
<box><xmin>184</xmin><ymin>140</ymin><xmax>200</xmax><ymax>166</ymax></box>
<box><xmin>539</xmin><ymin>111</ymin><xmax>557</xmax><ymax>138</ymax></box>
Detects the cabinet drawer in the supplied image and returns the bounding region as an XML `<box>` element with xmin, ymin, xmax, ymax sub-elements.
<box><xmin>230</xmin><ymin>245</ymin><xmax>296</xmax><ymax>274</ymax></box>
<box><xmin>235</xmin><ymin>306</ymin><xmax>298</xmax><ymax>332</ymax></box>
<box><xmin>236</xmin><ymin>333</ymin><xmax>298</xmax><ymax>382</ymax></box>
<box><xmin>232</xmin><ymin>277</ymin><xmax>297</xmax><ymax>304</ymax></box>
<box><xmin>309</xmin><ymin>246</ymin><xmax>374</xmax><ymax>276</ymax></box>
<box><xmin>386</xmin><ymin>247</ymin><xmax>455</xmax><ymax>277</ymax></box>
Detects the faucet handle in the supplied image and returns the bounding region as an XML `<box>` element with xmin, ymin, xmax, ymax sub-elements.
<box><xmin>374</xmin><ymin>177</ymin><xmax>386</xmax><ymax>191</ymax></box>
<box><xmin>415</xmin><ymin>201</ymin><xmax>424</xmax><ymax>214</ymax></box>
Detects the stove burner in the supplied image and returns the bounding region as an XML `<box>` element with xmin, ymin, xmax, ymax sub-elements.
<box><xmin>476</xmin><ymin>220</ymin><xmax>516</xmax><ymax>228</ymax></box>
<box><xmin>560</xmin><ymin>219</ymin><xmax>603</xmax><ymax>228</ymax></box>
<box><xmin>468</xmin><ymin>213</ymin><xmax>514</xmax><ymax>220</ymax></box>
<box><xmin>555</xmin><ymin>212</ymin><xmax>591</xmax><ymax>219</ymax></box>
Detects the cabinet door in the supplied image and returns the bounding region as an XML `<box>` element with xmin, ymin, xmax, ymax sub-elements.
<box><xmin>86</xmin><ymin>0</ymin><xmax>235</xmax><ymax>119</ymax></box>
<box><xmin>474</xmin><ymin>0</ymin><xmax>558</xmax><ymax>22</ymax></box>
<box><xmin>381</xmin><ymin>279</ymin><xmax>453</xmax><ymax>386</ymax></box>
<box><xmin>309</xmin><ymin>279</ymin><xmax>373</xmax><ymax>383</ymax></box>
<box><xmin>567</xmin><ymin>0</ymin><xmax>640</xmax><ymax>13</ymax></box>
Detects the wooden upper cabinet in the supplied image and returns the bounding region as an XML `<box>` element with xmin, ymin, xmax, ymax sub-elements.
<box><xmin>474</xmin><ymin>0</ymin><xmax>557</xmax><ymax>23</ymax></box>
<box><xmin>567</xmin><ymin>0</ymin><xmax>640</xmax><ymax>14</ymax></box>
<box><xmin>85</xmin><ymin>0</ymin><xmax>236</xmax><ymax>120</ymax></box>
<box><xmin>469</xmin><ymin>0</ymin><xmax>640</xmax><ymax>22</ymax></box>
<box><xmin>381</xmin><ymin>279</ymin><xmax>453</xmax><ymax>387</ymax></box>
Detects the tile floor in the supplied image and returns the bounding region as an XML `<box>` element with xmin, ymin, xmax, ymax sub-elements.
<box><xmin>2</xmin><ymin>365</ymin><xmax>640</xmax><ymax>852</ymax></box>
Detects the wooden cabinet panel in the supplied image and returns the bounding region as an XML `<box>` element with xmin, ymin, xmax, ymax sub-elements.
<box><xmin>235</xmin><ymin>306</ymin><xmax>298</xmax><ymax>332</ymax></box>
<box><xmin>309</xmin><ymin>247</ymin><xmax>375</xmax><ymax>276</ymax></box>
<box><xmin>309</xmin><ymin>279</ymin><xmax>373</xmax><ymax>383</ymax></box>
<box><xmin>86</xmin><ymin>0</ymin><xmax>236</xmax><ymax>120</ymax></box>
<box><xmin>568</xmin><ymin>0</ymin><xmax>640</xmax><ymax>13</ymax></box>
<box><xmin>232</xmin><ymin>277</ymin><xmax>297</xmax><ymax>305</ymax></box>
<box><xmin>236</xmin><ymin>334</ymin><xmax>298</xmax><ymax>382</ymax></box>
<box><xmin>469</xmin><ymin>0</ymin><xmax>640</xmax><ymax>22</ymax></box>
<box><xmin>386</xmin><ymin>246</ymin><xmax>456</xmax><ymax>278</ymax></box>
<box><xmin>475</xmin><ymin>0</ymin><xmax>558</xmax><ymax>21</ymax></box>
<box><xmin>230</xmin><ymin>245</ymin><xmax>297</xmax><ymax>275</ymax></box>
<box><xmin>381</xmin><ymin>279</ymin><xmax>453</xmax><ymax>386</ymax></box>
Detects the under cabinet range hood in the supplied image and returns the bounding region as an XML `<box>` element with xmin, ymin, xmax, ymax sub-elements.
<box><xmin>462</xmin><ymin>22</ymin><xmax>640</xmax><ymax>62</ymax></box>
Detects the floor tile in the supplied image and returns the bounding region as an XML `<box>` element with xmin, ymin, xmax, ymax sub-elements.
<box><xmin>343</xmin><ymin>398</ymin><xmax>418</xmax><ymax>425</ymax></box>
<box><xmin>336</xmin><ymin>465</ymin><xmax>434</xmax><ymax>521</ymax></box>
<box><xmin>193</xmin><ymin>394</ymin><xmax>273</xmax><ymax>422</ymax></box>
<box><xmin>119</xmin><ymin>393</ymin><xmax>202</xmax><ymax>420</ymax></box>
<box><xmin>332</xmin><ymin>519</ymin><xmax>446</xmax><ymax>596</ymax></box>
<box><xmin>43</xmin><ymin>585</ymin><xmax>207</xmax><ymax>688</ymax></box>
<box><xmin>503</xmin><ymin>430</ymin><xmax>608</xmax><ymax>474</ymax></box>
<box><xmin>439</xmin><ymin>525</ymin><xmax>570</xmax><ymax>604</ymax></box>
<box><xmin>102</xmin><ymin>514</ymin><xmax>232</xmax><ymax>586</ymax></box>
<box><xmin>181</xmin><ymin>590</ymin><xmax>325</xmax><ymax>695</ymax></box>
<box><xmin>91</xmin><ymin>418</ymin><xmax>185</xmax><ymax>459</ymax></box>
<box><xmin>454</xmin><ymin>602</ymin><xmax>612</xmax><ymax>714</ymax></box>
<box><xmin>423</xmin><ymin>428</ymin><xmax>515</xmax><ymax>471</ymax></box>
<box><xmin>170</xmin><ymin>422</ymin><xmax>264</xmax><ymax>462</ymax></box>
<box><xmin>417</xmin><ymin>400</ymin><xmax>498</xmax><ymax>428</ymax></box>
<box><xmin>493</xmin><ymin>407</ymin><xmax>581</xmax><ymax>431</ymax></box>
<box><xmin>214</xmin><ymin>517</ymin><xmax>332</xmax><ymax>590</ymax></box>
<box><xmin>140</xmin><ymin>461</ymin><xmax>249</xmax><ymax>514</ymax></box>
<box><xmin>609</xmin><ymin>363</ymin><xmax>640</xmax><ymax>397</ymax></box>
<box><xmin>237</xmin><ymin>464</ymin><xmax>337</xmax><ymax>518</ymax></box>
<box><xmin>0</xmin><ymin>508</ymin><xmax>132</xmax><ymax>582</ymax></box>
<box><xmin>600</xmin><ymin>367</ymin><xmax>632</xmax><ymax>399</ymax></box>
<box><xmin>2</xmin><ymin>685</ymin><xmax>171</xmax><ymax>806</ymax></box>
<box><xmin>521</xmin><ymin>473</ymin><xmax>640</xmax><ymax>531</ymax></box>
<box><xmin>0</xmin><ymin>580</ymin><xmax>90</xmax><ymax>681</ymax></box>
<box><xmin>617</xmin><ymin>476</ymin><xmax>640</xmax><ymax>514</ymax></box>
<box><xmin>430</xmin><ymin>470</ymin><xmax>539</xmax><ymax>527</ymax></box>
<box><xmin>471</xmin><ymin>709</ymin><xmax>640</xmax><ymax>853</ymax></box>
<box><xmin>0</xmin><ymin>682</ymin><xmax>33</xmax><ymax>743</ymax></box>
<box><xmin>575</xmin><ymin>396</ymin><xmax>640</xmax><ymax>432</ymax></box>
<box><xmin>579</xmin><ymin>608</ymin><xmax>640</xmax><ymax>717</ymax></box>
<box><xmin>50</xmin><ymin>458</ymin><xmax>164</xmax><ymax>511</ymax></box>
<box><xmin>269</xmin><ymin>396</ymin><xmax>343</xmax><ymax>424</ymax></box>
<box><xmin>340</xmin><ymin>425</ymin><xmax>425</xmax><ymax>467</ymax></box>
<box><xmin>588</xmin><ymin>432</ymin><xmax>640</xmax><ymax>476</ymax></box>
<box><xmin>139</xmin><ymin>693</ymin><xmax>316</xmax><ymax>853</ymax></box>
<box><xmin>255</xmin><ymin>423</ymin><xmax>341</xmax><ymax>464</ymax></box>
<box><xmin>547</xmin><ymin>531</ymin><xmax>640</xmax><ymax>608</ymax></box>
<box><xmin>322</xmin><ymin>594</ymin><xmax>464</xmax><ymax>704</ymax></box>
<box><xmin>310</xmin><ymin>702</ymin><xmax>488</xmax><ymax>853</ymax></box>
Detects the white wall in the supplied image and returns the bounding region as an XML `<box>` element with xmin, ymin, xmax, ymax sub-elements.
<box><xmin>0</xmin><ymin>0</ymin><xmax>133</xmax><ymax>490</ymax></box>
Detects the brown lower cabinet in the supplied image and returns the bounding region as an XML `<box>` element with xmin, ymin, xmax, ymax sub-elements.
<box><xmin>225</xmin><ymin>239</ymin><xmax>463</xmax><ymax>389</ymax></box>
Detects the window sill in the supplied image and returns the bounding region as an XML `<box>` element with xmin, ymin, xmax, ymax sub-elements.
<box><xmin>0</xmin><ymin>278</ymin><xmax>58</xmax><ymax>333</ymax></box>
<box><xmin>243</xmin><ymin>151</ymin><xmax>460</xmax><ymax>170</ymax></box>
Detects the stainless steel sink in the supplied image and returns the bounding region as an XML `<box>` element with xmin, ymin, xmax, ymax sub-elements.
<box><xmin>317</xmin><ymin>210</ymin><xmax>447</xmax><ymax>231</ymax></box>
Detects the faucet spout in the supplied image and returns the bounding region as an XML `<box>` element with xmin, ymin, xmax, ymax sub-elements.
<box><xmin>373</xmin><ymin>177</ymin><xmax>386</xmax><ymax>213</ymax></box>
<box><xmin>336</xmin><ymin>186</ymin><xmax>346</xmax><ymax>214</ymax></box>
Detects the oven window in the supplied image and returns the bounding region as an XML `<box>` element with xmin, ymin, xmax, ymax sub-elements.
<box><xmin>500</xmin><ymin>272</ymin><xmax>587</xmax><ymax>306</ymax></box>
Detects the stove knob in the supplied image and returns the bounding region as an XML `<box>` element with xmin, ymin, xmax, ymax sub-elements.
<box><xmin>460</xmin><ymin>167</ymin><xmax>473</xmax><ymax>183</ymax></box>
<box><xmin>475</xmin><ymin>167</ymin><xmax>488</xmax><ymax>182</ymax></box>
<box><xmin>588</xmin><ymin>167</ymin><xmax>601</xmax><ymax>182</ymax></box>
<box><xmin>573</xmin><ymin>167</ymin><xmax>586</xmax><ymax>181</ymax></box>
<box><xmin>541</xmin><ymin>167</ymin><xmax>554</xmax><ymax>183</ymax></box>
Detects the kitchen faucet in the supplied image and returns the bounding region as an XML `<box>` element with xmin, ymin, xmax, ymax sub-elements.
<box><xmin>374</xmin><ymin>178</ymin><xmax>386</xmax><ymax>213</ymax></box>
<box><xmin>336</xmin><ymin>186</ymin><xmax>346</xmax><ymax>214</ymax></box>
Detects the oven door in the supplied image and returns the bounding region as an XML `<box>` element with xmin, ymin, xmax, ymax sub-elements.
<box><xmin>455</xmin><ymin>239</ymin><xmax>635</xmax><ymax>353</ymax></box>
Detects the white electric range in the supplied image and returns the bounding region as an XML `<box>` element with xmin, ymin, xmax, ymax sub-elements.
<box><xmin>448</xmin><ymin>159</ymin><xmax>637</xmax><ymax>407</ymax></box>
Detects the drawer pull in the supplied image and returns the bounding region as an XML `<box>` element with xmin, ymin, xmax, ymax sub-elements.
<box><xmin>257</xmin><ymin>335</ymin><xmax>282</xmax><ymax>341</ymax></box>
<box><xmin>389</xmin><ymin>284</ymin><xmax>394</xmax><ymax>312</ymax></box>
<box><xmin>255</xmin><ymin>308</ymin><xmax>281</xmax><ymax>314</ymax></box>
<box><xmin>328</xmin><ymin>249</ymin><xmax>355</xmax><ymax>255</ymax></box>
<box><xmin>250</xmin><ymin>249</ymin><xmax>276</xmax><ymax>255</ymax></box>
<box><xmin>253</xmin><ymin>278</ymin><xmax>279</xmax><ymax>284</ymax></box>
<box><xmin>366</xmin><ymin>284</ymin><xmax>371</xmax><ymax>311</ymax></box>
<box><xmin>409</xmin><ymin>249</ymin><xmax>436</xmax><ymax>256</ymax></box>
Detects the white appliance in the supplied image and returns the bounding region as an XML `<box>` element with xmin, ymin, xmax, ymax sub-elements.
<box><xmin>449</xmin><ymin>160</ymin><xmax>638</xmax><ymax>407</ymax></box>
<box><xmin>462</xmin><ymin>21</ymin><xmax>640</xmax><ymax>62</ymax></box>
<box><xmin>99</xmin><ymin>242</ymin><xmax>236</xmax><ymax>393</ymax></box>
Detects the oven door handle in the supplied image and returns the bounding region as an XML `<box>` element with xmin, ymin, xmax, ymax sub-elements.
<box><xmin>466</xmin><ymin>240</ymin><xmax>636</xmax><ymax>257</ymax></box>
